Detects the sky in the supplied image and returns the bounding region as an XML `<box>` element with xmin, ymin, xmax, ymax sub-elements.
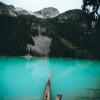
<box><xmin>0</xmin><ymin>0</ymin><xmax>82</xmax><ymax>13</ymax></box>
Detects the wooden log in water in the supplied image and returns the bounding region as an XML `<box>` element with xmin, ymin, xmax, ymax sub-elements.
<box><xmin>44</xmin><ymin>76</ymin><xmax>50</xmax><ymax>100</ymax></box>
<box><xmin>56</xmin><ymin>94</ymin><xmax>63</xmax><ymax>100</ymax></box>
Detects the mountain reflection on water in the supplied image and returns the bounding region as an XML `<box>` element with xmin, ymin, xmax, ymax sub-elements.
<box><xmin>0</xmin><ymin>57</ymin><xmax>100</xmax><ymax>100</ymax></box>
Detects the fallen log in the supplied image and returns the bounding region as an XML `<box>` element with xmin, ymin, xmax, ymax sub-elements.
<box><xmin>44</xmin><ymin>76</ymin><xmax>50</xmax><ymax>100</ymax></box>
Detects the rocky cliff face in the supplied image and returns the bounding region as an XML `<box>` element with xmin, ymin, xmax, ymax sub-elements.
<box><xmin>0</xmin><ymin>2</ymin><xmax>100</xmax><ymax>59</ymax></box>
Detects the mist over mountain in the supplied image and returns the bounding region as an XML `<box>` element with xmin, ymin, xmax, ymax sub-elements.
<box><xmin>0</xmin><ymin>2</ymin><xmax>100</xmax><ymax>59</ymax></box>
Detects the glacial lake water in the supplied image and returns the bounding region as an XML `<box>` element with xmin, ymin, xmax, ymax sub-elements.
<box><xmin>0</xmin><ymin>57</ymin><xmax>100</xmax><ymax>100</ymax></box>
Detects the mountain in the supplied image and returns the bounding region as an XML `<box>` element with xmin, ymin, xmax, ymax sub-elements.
<box><xmin>0</xmin><ymin>2</ymin><xmax>30</xmax><ymax>16</ymax></box>
<box><xmin>15</xmin><ymin>7</ymin><xmax>60</xmax><ymax>18</ymax></box>
<box><xmin>50</xmin><ymin>9</ymin><xmax>100</xmax><ymax>58</ymax></box>
<box><xmin>0</xmin><ymin>2</ymin><xmax>100</xmax><ymax>59</ymax></box>
<box><xmin>15</xmin><ymin>7</ymin><xmax>30</xmax><ymax>15</ymax></box>
<box><xmin>0</xmin><ymin>2</ymin><xmax>60</xmax><ymax>18</ymax></box>
<box><xmin>33</xmin><ymin>7</ymin><xmax>60</xmax><ymax>19</ymax></box>
<box><xmin>0</xmin><ymin>2</ymin><xmax>17</xmax><ymax>16</ymax></box>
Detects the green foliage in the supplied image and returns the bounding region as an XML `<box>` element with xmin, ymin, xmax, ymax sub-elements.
<box><xmin>82</xmin><ymin>0</ymin><xmax>100</xmax><ymax>14</ymax></box>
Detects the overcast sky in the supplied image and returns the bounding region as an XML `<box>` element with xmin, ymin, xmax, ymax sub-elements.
<box><xmin>0</xmin><ymin>0</ymin><xmax>82</xmax><ymax>13</ymax></box>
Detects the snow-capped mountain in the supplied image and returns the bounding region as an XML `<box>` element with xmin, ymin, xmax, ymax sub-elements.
<box><xmin>0</xmin><ymin>2</ymin><xmax>60</xmax><ymax>18</ymax></box>
<box><xmin>0</xmin><ymin>2</ymin><xmax>29</xmax><ymax>16</ymax></box>
<box><xmin>16</xmin><ymin>7</ymin><xmax>60</xmax><ymax>19</ymax></box>
<box><xmin>0</xmin><ymin>2</ymin><xmax>17</xmax><ymax>16</ymax></box>
<box><xmin>33</xmin><ymin>7</ymin><xmax>60</xmax><ymax>19</ymax></box>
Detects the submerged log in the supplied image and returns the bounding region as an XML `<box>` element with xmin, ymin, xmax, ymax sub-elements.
<box><xmin>43</xmin><ymin>74</ymin><xmax>62</xmax><ymax>100</ymax></box>
<box><xmin>44</xmin><ymin>76</ymin><xmax>50</xmax><ymax>100</ymax></box>
<box><xmin>56</xmin><ymin>94</ymin><xmax>63</xmax><ymax>100</ymax></box>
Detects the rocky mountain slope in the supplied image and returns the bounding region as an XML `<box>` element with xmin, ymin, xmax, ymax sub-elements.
<box><xmin>0</xmin><ymin>2</ymin><xmax>60</xmax><ymax>18</ymax></box>
<box><xmin>0</xmin><ymin>2</ymin><xmax>100</xmax><ymax>59</ymax></box>
<box><xmin>0</xmin><ymin>2</ymin><xmax>17</xmax><ymax>16</ymax></box>
<box><xmin>33</xmin><ymin>7</ymin><xmax>60</xmax><ymax>19</ymax></box>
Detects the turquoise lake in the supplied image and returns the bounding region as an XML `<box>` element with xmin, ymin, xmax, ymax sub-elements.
<box><xmin>0</xmin><ymin>57</ymin><xmax>100</xmax><ymax>100</ymax></box>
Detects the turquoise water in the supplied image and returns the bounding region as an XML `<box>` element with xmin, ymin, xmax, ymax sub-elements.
<box><xmin>0</xmin><ymin>57</ymin><xmax>100</xmax><ymax>100</ymax></box>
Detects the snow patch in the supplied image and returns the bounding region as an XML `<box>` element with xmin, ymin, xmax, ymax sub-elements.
<box><xmin>26</xmin><ymin>35</ymin><xmax>52</xmax><ymax>56</ymax></box>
